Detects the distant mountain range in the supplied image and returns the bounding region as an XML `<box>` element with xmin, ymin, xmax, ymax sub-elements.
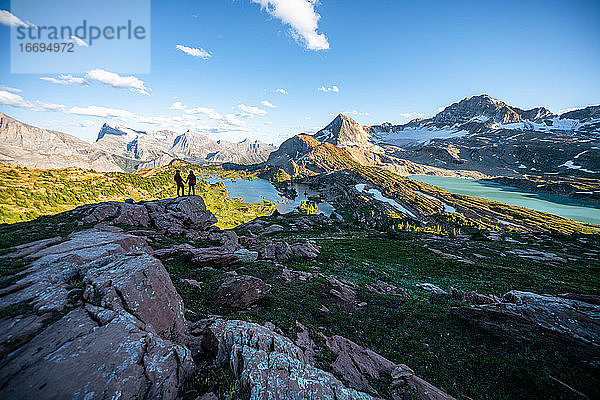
<box><xmin>0</xmin><ymin>113</ymin><xmax>126</xmax><ymax>171</ymax></box>
<box><xmin>1</xmin><ymin>94</ymin><xmax>598</xmax><ymax>177</ymax></box>
<box><xmin>94</xmin><ymin>123</ymin><xmax>275</xmax><ymax>168</ymax></box>
<box><xmin>0</xmin><ymin>113</ymin><xmax>275</xmax><ymax>172</ymax></box>
<box><xmin>266</xmin><ymin>94</ymin><xmax>600</xmax><ymax>178</ymax></box>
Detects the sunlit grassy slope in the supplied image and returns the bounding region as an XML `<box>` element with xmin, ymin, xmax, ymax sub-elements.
<box><xmin>0</xmin><ymin>161</ymin><xmax>275</xmax><ymax>229</ymax></box>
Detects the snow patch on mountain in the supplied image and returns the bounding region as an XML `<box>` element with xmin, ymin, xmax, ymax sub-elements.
<box><xmin>558</xmin><ymin>160</ymin><xmax>600</xmax><ymax>174</ymax></box>
<box><xmin>373</xmin><ymin>126</ymin><xmax>469</xmax><ymax>146</ymax></box>
<box><xmin>355</xmin><ymin>184</ymin><xmax>417</xmax><ymax>218</ymax></box>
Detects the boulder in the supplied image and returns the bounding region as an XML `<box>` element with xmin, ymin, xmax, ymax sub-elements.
<box><xmin>281</xmin><ymin>266</ymin><xmax>317</xmax><ymax>282</ymax></box>
<box><xmin>290</xmin><ymin>240</ymin><xmax>320</xmax><ymax>259</ymax></box>
<box><xmin>201</xmin><ymin>319</ymin><xmax>377</xmax><ymax>399</ymax></box>
<box><xmin>181</xmin><ymin>278</ymin><xmax>204</xmax><ymax>290</ymax></box>
<box><xmin>366</xmin><ymin>280</ymin><xmax>409</xmax><ymax>298</ymax></box>
<box><xmin>196</xmin><ymin>393</ymin><xmax>218</xmax><ymax>400</ymax></box>
<box><xmin>191</xmin><ymin>247</ymin><xmax>240</xmax><ymax>269</ymax></box>
<box><xmin>275</xmin><ymin>241</ymin><xmax>293</xmax><ymax>261</ymax></box>
<box><xmin>324</xmin><ymin>276</ymin><xmax>358</xmax><ymax>312</ymax></box>
<box><xmin>218</xmin><ymin>230</ymin><xmax>239</xmax><ymax>252</ymax></box>
<box><xmin>253</xmin><ymin>239</ymin><xmax>319</xmax><ymax>262</ymax></box>
<box><xmin>416</xmin><ymin>283</ymin><xmax>448</xmax><ymax>295</ymax></box>
<box><xmin>451</xmin><ymin>290</ymin><xmax>600</xmax><ymax>362</ymax></box>
<box><xmin>262</xmin><ymin>224</ymin><xmax>284</xmax><ymax>235</ymax></box>
<box><xmin>449</xmin><ymin>287</ymin><xmax>500</xmax><ymax>305</ymax></box>
<box><xmin>146</xmin><ymin>196</ymin><xmax>218</xmax><ymax>234</ymax></box>
<box><xmin>154</xmin><ymin>243</ymin><xmax>199</xmax><ymax>260</ymax></box>
<box><xmin>76</xmin><ymin>196</ymin><xmax>217</xmax><ymax>236</ymax></box>
<box><xmin>295</xmin><ymin>322</ymin><xmax>318</xmax><ymax>365</ymax></box>
<box><xmin>234</xmin><ymin>248</ymin><xmax>259</xmax><ymax>263</ymax></box>
<box><xmin>324</xmin><ymin>334</ymin><xmax>456</xmax><ymax>400</ymax></box>
<box><xmin>325</xmin><ymin>335</ymin><xmax>396</xmax><ymax>394</ymax></box>
<box><xmin>214</xmin><ymin>275</ymin><xmax>271</xmax><ymax>310</ymax></box>
<box><xmin>82</xmin><ymin>201</ymin><xmax>151</xmax><ymax>227</ymax></box>
<box><xmin>256</xmin><ymin>241</ymin><xmax>292</xmax><ymax>261</ymax></box>
<box><xmin>0</xmin><ymin>226</ymin><xmax>195</xmax><ymax>400</ymax></box>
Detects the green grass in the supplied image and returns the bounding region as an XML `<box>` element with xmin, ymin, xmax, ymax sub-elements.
<box><xmin>2</xmin><ymin>160</ymin><xmax>599</xmax><ymax>399</ymax></box>
<box><xmin>182</xmin><ymin>366</ymin><xmax>249</xmax><ymax>400</ymax></box>
<box><xmin>0</xmin><ymin>161</ymin><xmax>275</xmax><ymax>229</ymax></box>
<box><xmin>158</xmin><ymin>211</ymin><xmax>600</xmax><ymax>400</ymax></box>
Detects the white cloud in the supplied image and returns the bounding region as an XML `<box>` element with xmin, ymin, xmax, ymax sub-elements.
<box><xmin>0</xmin><ymin>10</ymin><xmax>35</xmax><ymax>28</ymax></box>
<box><xmin>170</xmin><ymin>101</ymin><xmax>187</xmax><ymax>110</ymax></box>
<box><xmin>0</xmin><ymin>90</ymin><xmax>260</xmax><ymax>139</ymax></box>
<box><xmin>318</xmin><ymin>85</ymin><xmax>339</xmax><ymax>93</ymax></box>
<box><xmin>0</xmin><ymin>90</ymin><xmax>71</xmax><ymax>112</ymax></box>
<box><xmin>0</xmin><ymin>85</ymin><xmax>22</xmax><ymax>93</ymax></box>
<box><xmin>238</xmin><ymin>104</ymin><xmax>267</xmax><ymax>116</ymax></box>
<box><xmin>399</xmin><ymin>112</ymin><xmax>425</xmax><ymax>119</ymax></box>
<box><xmin>0</xmin><ymin>90</ymin><xmax>36</xmax><ymax>109</ymax></box>
<box><xmin>70</xmin><ymin>36</ymin><xmax>89</xmax><ymax>47</ymax></box>
<box><xmin>261</xmin><ymin>100</ymin><xmax>277</xmax><ymax>108</ymax></box>
<box><xmin>38</xmin><ymin>102</ymin><xmax>66</xmax><ymax>112</ymax></box>
<box><xmin>343</xmin><ymin>110</ymin><xmax>369</xmax><ymax>116</ymax></box>
<box><xmin>251</xmin><ymin>0</ymin><xmax>329</xmax><ymax>50</ymax></box>
<box><xmin>40</xmin><ymin>75</ymin><xmax>87</xmax><ymax>85</ymax></box>
<box><xmin>85</xmin><ymin>69</ymin><xmax>150</xmax><ymax>95</ymax></box>
<box><xmin>185</xmin><ymin>106</ymin><xmax>223</xmax><ymax>120</ymax></box>
<box><xmin>176</xmin><ymin>44</ymin><xmax>211</xmax><ymax>59</ymax></box>
<box><xmin>224</xmin><ymin>113</ymin><xmax>248</xmax><ymax>127</ymax></box>
<box><xmin>66</xmin><ymin>105</ymin><xmax>135</xmax><ymax>119</ymax></box>
<box><xmin>40</xmin><ymin>70</ymin><xmax>149</xmax><ymax>95</ymax></box>
<box><xmin>276</xmin><ymin>88</ymin><xmax>288</xmax><ymax>95</ymax></box>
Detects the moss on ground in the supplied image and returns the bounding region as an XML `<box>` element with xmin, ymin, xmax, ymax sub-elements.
<box><xmin>159</xmin><ymin>212</ymin><xmax>600</xmax><ymax>400</ymax></box>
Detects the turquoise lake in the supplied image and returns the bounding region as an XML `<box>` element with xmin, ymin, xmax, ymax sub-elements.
<box><xmin>410</xmin><ymin>175</ymin><xmax>600</xmax><ymax>225</ymax></box>
<box><xmin>204</xmin><ymin>176</ymin><xmax>336</xmax><ymax>216</ymax></box>
<box><xmin>203</xmin><ymin>174</ymin><xmax>600</xmax><ymax>225</ymax></box>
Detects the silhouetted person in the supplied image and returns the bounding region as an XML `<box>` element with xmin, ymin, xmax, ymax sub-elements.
<box><xmin>185</xmin><ymin>171</ymin><xmax>197</xmax><ymax>196</ymax></box>
<box><xmin>174</xmin><ymin>170</ymin><xmax>185</xmax><ymax>196</ymax></box>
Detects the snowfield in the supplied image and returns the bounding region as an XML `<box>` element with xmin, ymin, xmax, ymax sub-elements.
<box><xmin>373</xmin><ymin>126</ymin><xmax>469</xmax><ymax>146</ymax></box>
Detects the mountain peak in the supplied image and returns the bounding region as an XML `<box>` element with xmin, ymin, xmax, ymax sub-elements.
<box><xmin>433</xmin><ymin>94</ymin><xmax>521</xmax><ymax>125</ymax></box>
<box><xmin>313</xmin><ymin>113</ymin><xmax>370</xmax><ymax>146</ymax></box>
<box><xmin>96</xmin><ymin>124</ymin><xmax>146</xmax><ymax>142</ymax></box>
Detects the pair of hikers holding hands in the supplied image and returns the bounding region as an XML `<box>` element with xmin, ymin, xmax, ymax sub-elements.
<box><xmin>174</xmin><ymin>170</ymin><xmax>197</xmax><ymax>196</ymax></box>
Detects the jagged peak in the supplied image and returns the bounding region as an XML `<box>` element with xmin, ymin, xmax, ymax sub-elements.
<box><xmin>313</xmin><ymin>113</ymin><xmax>369</xmax><ymax>146</ymax></box>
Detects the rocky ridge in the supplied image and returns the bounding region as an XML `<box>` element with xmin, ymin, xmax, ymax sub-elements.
<box><xmin>0</xmin><ymin>196</ymin><xmax>459</xmax><ymax>399</ymax></box>
<box><xmin>0</xmin><ymin>112</ymin><xmax>125</xmax><ymax>172</ymax></box>
<box><xmin>265</xmin><ymin>95</ymin><xmax>599</xmax><ymax>179</ymax></box>
<box><xmin>95</xmin><ymin>124</ymin><xmax>275</xmax><ymax>168</ymax></box>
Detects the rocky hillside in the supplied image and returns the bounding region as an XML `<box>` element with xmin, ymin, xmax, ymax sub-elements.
<box><xmin>265</xmin><ymin>95</ymin><xmax>599</xmax><ymax>182</ymax></box>
<box><xmin>0</xmin><ymin>196</ymin><xmax>457</xmax><ymax>400</ymax></box>
<box><xmin>0</xmin><ymin>114</ymin><xmax>275</xmax><ymax>172</ymax></box>
<box><xmin>1</xmin><ymin>194</ymin><xmax>598</xmax><ymax>399</ymax></box>
<box><xmin>265</xmin><ymin>133</ymin><xmax>359</xmax><ymax>176</ymax></box>
<box><xmin>0</xmin><ymin>161</ymin><xmax>275</xmax><ymax>227</ymax></box>
<box><xmin>95</xmin><ymin>123</ymin><xmax>275</xmax><ymax>167</ymax></box>
<box><xmin>371</xmin><ymin>94</ymin><xmax>599</xmax><ymax>140</ymax></box>
<box><xmin>314</xmin><ymin>113</ymin><xmax>372</xmax><ymax>147</ymax></box>
<box><xmin>369</xmin><ymin>95</ymin><xmax>600</xmax><ymax>177</ymax></box>
<box><xmin>0</xmin><ymin>113</ymin><xmax>126</xmax><ymax>172</ymax></box>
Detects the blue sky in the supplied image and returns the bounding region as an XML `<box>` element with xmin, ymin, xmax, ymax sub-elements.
<box><xmin>1</xmin><ymin>0</ymin><xmax>599</xmax><ymax>144</ymax></box>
